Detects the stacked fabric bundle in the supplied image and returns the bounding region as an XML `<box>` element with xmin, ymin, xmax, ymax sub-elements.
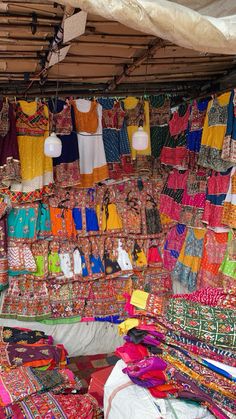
<box><xmin>117</xmin><ymin>289</ymin><xmax>236</xmax><ymax>419</ymax></box>
<box><xmin>0</xmin><ymin>326</ymin><xmax>99</xmax><ymax>418</ymax></box>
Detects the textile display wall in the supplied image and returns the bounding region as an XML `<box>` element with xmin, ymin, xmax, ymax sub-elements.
<box><xmin>0</xmin><ymin>91</ymin><xmax>235</xmax><ymax>326</ymax></box>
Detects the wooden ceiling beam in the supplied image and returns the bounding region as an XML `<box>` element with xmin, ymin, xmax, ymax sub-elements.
<box><xmin>106</xmin><ymin>37</ymin><xmax>165</xmax><ymax>91</ymax></box>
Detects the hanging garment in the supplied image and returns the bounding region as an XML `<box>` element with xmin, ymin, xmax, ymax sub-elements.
<box><xmin>73</xmin><ymin>99</ymin><xmax>108</xmax><ymax>187</ymax></box>
<box><xmin>163</xmin><ymin>224</ymin><xmax>187</xmax><ymax>271</ymax></box>
<box><xmin>198</xmin><ymin>92</ymin><xmax>232</xmax><ymax>171</ymax></box>
<box><xmin>219</xmin><ymin>231</ymin><xmax>236</xmax><ymax>289</ymax></box>
<box><xmin>13</xmin><ymin>101</ymin><xmax>53</xmax><ymax>201</ymax></box>
<box><xmin>8</xmin><ymin>243</ymin><xmax>36</xmax><ymax>275</ymax></box>
<box><xmin>160</xmin><ymin>169</ymin><xmax>188</xmax><ymax>221</ymax></box>
<box><xmin>73</xmin><ymin>248</ymin><xmax>82</xmax><ymax>275</ymax></box>
<box><xmin>149</xmin><ymin>95</ymin><xmax>171</xmax><ymax>159</ymax></box>
<box><xmin>145</xmin><ymin>194</ymin><xmax>162</xmax><ymax>235</ymax></box>
<box><xmin>172</xmin><ymin>228</ymin><xmax>206</xmax><ymax>292</ymax></box>
<box><xmin>160</xmin><ymin>103</ymin><xmax>190</xmax><ymax>168</ymax></box>
<box><xmin>186</xmin><ymin>99</ymin><xmax>209</xmax><ymax>168</ymax></box>
<box><xmin>50</xmin><ymin>207</ymin><xmax>76</xmax><ymax>239</ymax></box>
<box><xmin>221</xmin><ymin>89</ymin><xmax>236</xmax><ymax>164</ymax></box>
<box><xmin>48</xmin><ymin>242</ymin><xmax>62</xmax><ymax>277</ymax></box>
<box><xmin>117</xmin><ymin>239</ymin><xmax>133</xmax><ymax>273</ymax></box>
<box><xmin>0</xmin><ymin>101</ymin><xmax>21</xmax><ymax>187</ymax></box>
<box><xmin>123</xmin><ymin>97</ymin><xmax>151</xmax><ymax>159</ymax></box>
<box><xmin>36</xmin><ymin>203</ymin><xmax>51</xmax><ymax>238</ymax></box>
<box><xmin>98</xmin><ymin>98</ymin><xmax>133</xmax><ymax>178</ymax></box>
<box><xmin>197</xmin><ymin>230</ymin><xmax>228</xmax><ymax>289</ymax></box>
<box><xmin>221</xmin><ymin>166</ymin><xmax>236</xmax><ymax>228</ymax></box>
<box><xmin>202</xmin><ymin>170</ymin><xmax>231</xmax><ymax>229</ymax></box>
<box><xmin>48</xmin><ymin>99</ymin><xmax>80</xmax><ymax>187</ymax></box>
<box><xmin>7</xmin><ymin>204</ymin><xmax>39</xmax><ymax>241</ymax></box>
<box><xmin>31</xmin><ymin>241</ymin><xmax>49</xmax><ymax>280</ymax></box>
<box><xmin>0</xmin><ymin>276</ymin><xmax>51</xmax><ymax>321</ymax></box>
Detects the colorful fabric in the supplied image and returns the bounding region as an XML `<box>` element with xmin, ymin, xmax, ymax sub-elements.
<box><xmin>172</xmin><ymin>228</ymin><xmax>206</xmax><ymax>291</ymax></box>
<box><xmin>149</xmin><ymin>95</ymin><xmax>170</xmax><ymax>158</ymax></box>
<box><xmin>163</xmin><ymin>224</ymin><xmax>187</xmax><ymax>271</ymax></box>
<box><xmin>74</xmin><ymin>99</ymin><xmax>108</xmax><ymax>187</ymax></box>
<box><xmin>198</xmin><ymin>92</ymin><xmax>232</xmax><ymax>171</ymax></box>
<box><xmin>49</xmin><ymin>99</ymin><xmax>80</xmax><ymax>188</ymax></box>
<box><xmin>98</xmin><ymin>98</ymin><xmax>132</xmax><ymax>179</ymax></box>
<box><xmin>222</xmin><ymin>166</ymin><xmax>236</xmax><ymax>228</ymax></box>
<box><xmin>0</xmin><ymin>327</ymin><xmax>51</xmax><ymax>344</ymax></box>
<box><xmin>0</xmin><ymin>392</ymin><xmax>99</xmax><ymax>419</ymax></box>
<box><xmin>160</xmin><ymin>104</ymin><xmax>190</xmax><ymax>168</ymax></box>
<box><xmin>197</xmin><ymin>230</ymin><xmax>228</xmax><ymax>288</ymax></box>
<box><xmin>202</xmin><ymin>169</ymin><xmax>231</xmax><ymax>228</ymax></box>
<box><xmin>0</xmin><ymin>101</ymin><xmax>21</xmax><ymax>187</ymax></box>
<box><xmin>219</xmin><ymin>231</ymin><xmax>236</xmax><ymax>288</ymax></box>
<box><xmin>123</xmin><ymin>97</ymin><xmax>151</xmax><ymax>159</ymax></box>
<box><xmin>221</xmin><ymin>89</ymin><xmax>236</xmax><ymax>164</ymax></box>
<box><xmin>7</xmin><ymin>204</ymin><xmax>39</xmax><ymax>241</ymax></box>
<box><xmin>14</xmin><ymin>101</ymin><xmax>53</xmax><ymax>196</ymax></box>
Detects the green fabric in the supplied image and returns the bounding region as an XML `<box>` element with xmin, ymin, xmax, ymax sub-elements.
<box><xmin>40</xmin><ymin>316</ymin><xmax>82</xmax><ymax>325</ymax></box>
<box><xmin>220</xmin><ymin>231</ymin><xmax>236</xmax><ymax>278</ymax></box>
<box><xmin>166</xmin><ymin>298</ymin><xmax>236</xmax><ymax>349</ymax></box>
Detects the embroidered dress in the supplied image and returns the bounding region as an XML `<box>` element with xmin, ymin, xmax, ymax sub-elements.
<box><xmin>149</xmin><ymin>95</ymin><xmax>170</xmax><ymax>159</ymax></box>
<box><xmin>48</xmin><ymin>99</ymin><xmax>80</xmax><ymax>187</ymax></box>
<box><xmin>123</xmin><ymin>97</ymin><xmax>151</xmax><ymax>158</ymax></box>
<box><xmin>13</xmin><ymin>101</ymin><xmax>53</xmax><ymax>200</ymax></box>
<box><xmin>160</xmin><ymin>103</ymin><xmax>190</xmax><ymax>168</ymax></box>
<box><xmin>219</xmin><ymin>231</ymin><xmax>236</xmax><ymax>288</ymax></box>
<box><xmin>186</xmin><ymin>99</ymin><xmax>209</xmax><ymax>168</ymax></box>
<box><xmin>197</xmin><ymin>230</ymin><xmax>228</xmax><ymax>289</ymax></box>
<box><xmin>160</xmin><ymin>169</ymin><xmax>188</xmax><ymax>221</ymax></box>
<box><xmin>163</xmin><ymin>224</ymin><xmax>187</xmax><ymax>271</ymax></box>
<box><xmin>221</xmin><ymin>166</ymin><xmax>236</xmax><ymax>228</ymax></box>
<box><xmin>202</xmin><ymin>170</ymin><xmax>231</xmax><ymax>229</ymax></box>
<box><xmin>0</xmin><ymin>276</ymin><xmax>51</xmax><ymax>321</ymax></box>
<box><xmin>172</xmin><ymin>228</ymin><xmax>206</xmax><ymax>291</ymax></box>
<box><xmin>7</xmin><ymin>204</ymin><xmax>39</xmax><ymax>241</ymax></box>
<box><xmin>73</xmin><ymin>99</ymin><xmax>108</xmax><ymax>187</ymax></box>
<box><xmin>0</xmin><ymin>101</ymin><xmax>21</xmax><ymax>187</ymax></box>
<box><xmin>221</xmin><ymin>89</ymin><xmax>236</xmax><ymax>163</ymax></box>
<box><xmin>98</xmin><ymin>98</ymin><xmax>133</xmax><ymax>179</ymax></box>
<box><xmin>198</xmin><ymin>92</ymin><xmax>232</xmax><ymax>171</ymax></box>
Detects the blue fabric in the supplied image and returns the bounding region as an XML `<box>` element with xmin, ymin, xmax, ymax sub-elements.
<box><xmin>48</xmin><ymin>99</ymin><xmax>79</xmax><ymax>165</ymax></box>
<box><xmin>187</xmin><ymin>99</ymin><xmax>209</xmax><ymax>152</ymax></box>
<box><xmin>90</xmin><ymin>255</ymin><xmax>104</xmax><ymax>274</ymax></box>
<box><xmin>225</xmin><ymin>90</ymin><xmax>236</xmax><ymax>139</ymax></box>
<box><xmin>98</xmin><ymin>97</ymin><xmax>130</xmax><ymax>163</ymax></box>
<box><xmin>86</xmin><ymin>208</ymin><xmax>99</xmax><ymax>231</ymax></box>
<box><xmin>206</xmin><ymin>193</ymin><xmax>227</xmax><ymax>205</ymax></box>
<box><xmin>81</xmin><ymin>254</ymin><xmax>89</xmax><ymax>277</ymax></box>
<box><xmin>72</xmin><ymin>208</ymin><xmax>82</xmax><ymax>230</ymax></box>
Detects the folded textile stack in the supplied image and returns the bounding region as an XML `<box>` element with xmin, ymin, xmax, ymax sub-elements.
<box><xmin>0</xmin><ymin>326</ymin><xmax>99</xmax><ymax>418</ymax></box>
<box><xmin>117</xmin><ymin>288</ymin><xmax>236</xmax><ymax>419</ymax></box>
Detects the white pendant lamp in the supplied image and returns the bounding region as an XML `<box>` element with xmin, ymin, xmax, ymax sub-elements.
<box><xmin>44</xmin><ymin>132</ymin><xmax>62</xmax><ymax>157</ymax></box>
<box><xmin>132</xmin><ymin>126</ymin><xmax>148</xmax><ymax>151</ymax></box>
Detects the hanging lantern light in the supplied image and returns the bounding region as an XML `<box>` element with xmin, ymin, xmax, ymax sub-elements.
<box><xmin>44</xmin><ymin>132</ymin><xmax>62</xmax><ymax>157</ymax></box>
<box><xmin>132</xmin><ymin>126</ymin><xmax>148</xmax><ymax>151</ymax></box>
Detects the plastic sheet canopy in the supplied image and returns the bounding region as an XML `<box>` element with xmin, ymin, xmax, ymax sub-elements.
<box><xmin>58</xmin><ymin>0</ymin><xmax>236</xmax><ymax>55</ymax></box>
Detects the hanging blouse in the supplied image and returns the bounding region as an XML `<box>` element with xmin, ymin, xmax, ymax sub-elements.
<box><xmin>0</xmin><ymin>102</ymin><xmax>9</xmax><ymax>137</ymax></box>
<box><xmin>150</xmin><ymin>98</ymin><xmax>171</xmax><ymax>127</ymax></box>
<box><xmin>169</xmin><ymin>104</ymin><xmax>190</xmax><ymax>137</ymax></box>
<box><xmin>125</xmin><ymin>99</ymin><xmax>145</xmax><ymax>126</ymax></box>
<box><xmin>0</xmin><ymin>101</ymin><xmax>20</xmax><ymax>187</ymax></box>
<box><xmin>72</xmin><ymin>99</ymin><xmax>98</xmax><ymax>133</ymax></box>
<box><xmin>15</xmin><ymin>101</ymin><xmax>48</xmax><ymax>136</ymax></box>
<box><xmin>198</xmin><ymin>92</ymin><xmax>232</xmax><ymax>172</ymax></box>
<box><xmin>49</xmin><ymin>102</ymin><xmax>73</xmax><ymax>135</ymax></box>
<box><xmin>189</xmin><ymin>100</ymin><xmax>207</xmax><ymax>132</ymax></box>
<box><xmin>102</xmin><ymin>101</ymin><xmax>126</xmax><ymax>129</ymax></box>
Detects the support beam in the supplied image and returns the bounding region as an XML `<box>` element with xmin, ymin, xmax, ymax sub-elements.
<box><xmin>106</xmin><ymin>38</ymin><xmax>164</xmax><ymax>91</ymax></box>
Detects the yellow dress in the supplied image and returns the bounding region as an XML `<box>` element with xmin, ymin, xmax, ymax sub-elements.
<box><xmin>13</xmin><ymin>101</ymin><xmax>53</xmax><ymax>198</ymax></box>
<box><xmin>198</xmin><ymin>92</ymin><xmax>232</xmax><ymax>171</ymax></box>
<box><xmin>123</xmin><ymin>97</ymin><xmax>151</xmax><ymax>159</ymax></box>
<box><xmin>97</xmin><ymin>203</ymin><xmax>123</xmax><ymax>231</ymax></box>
